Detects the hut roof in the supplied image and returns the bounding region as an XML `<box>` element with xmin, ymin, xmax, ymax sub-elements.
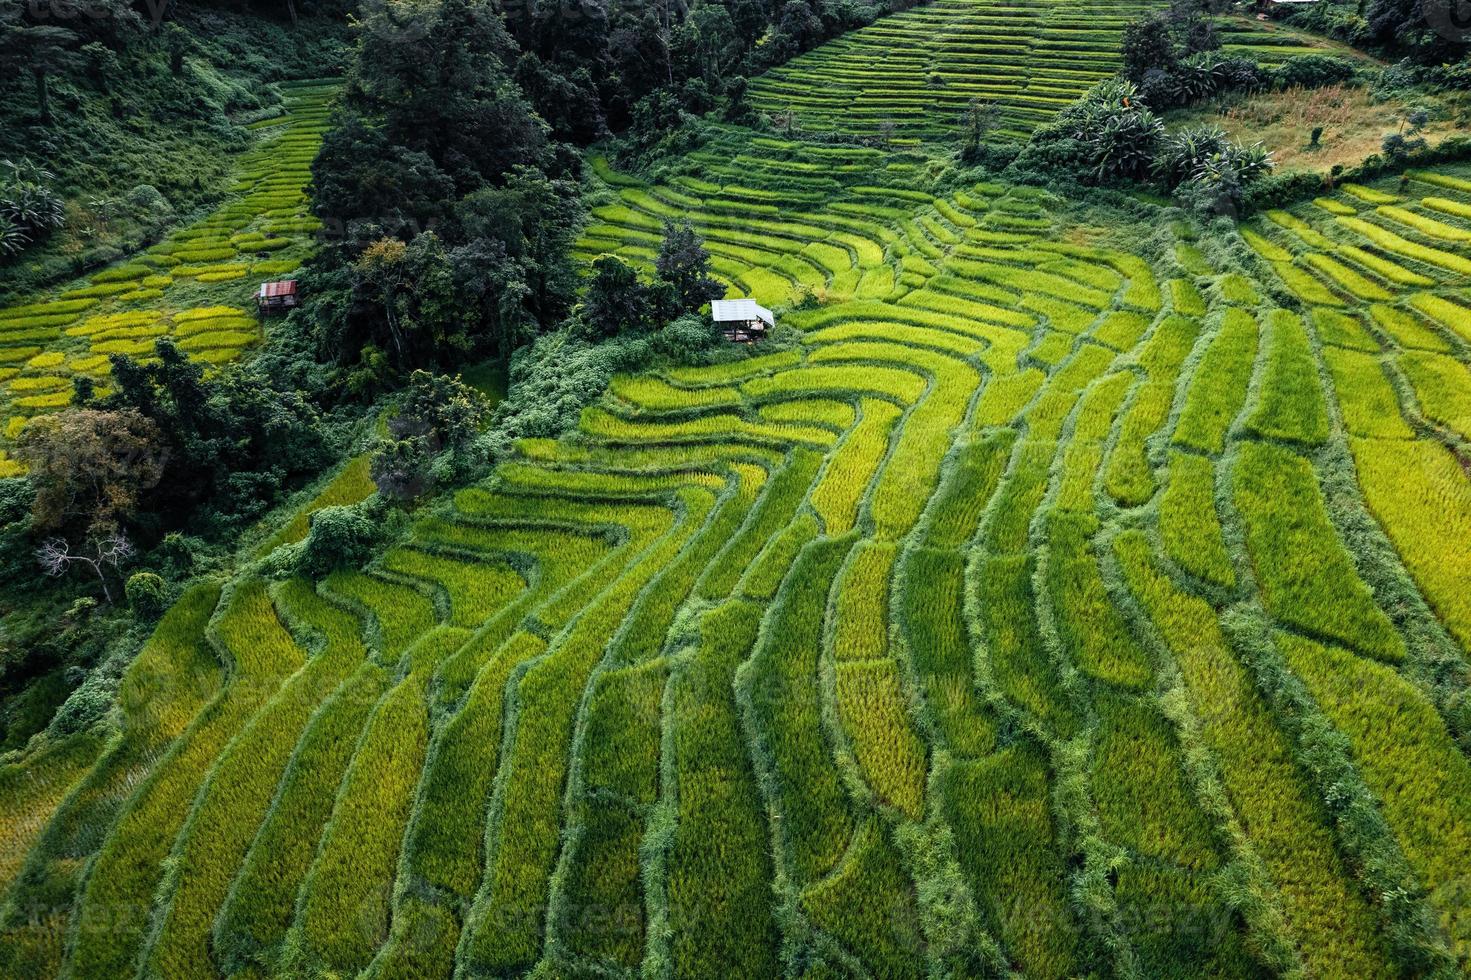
<box><xmin>259</xmin><ymin>280</ymin><xmax>298</xmax><ymax>299</ymax></box>
<box><xmin>711</xmin><ymin>299</ymin><xmax>774</xmax><ymax>328</ymax></box>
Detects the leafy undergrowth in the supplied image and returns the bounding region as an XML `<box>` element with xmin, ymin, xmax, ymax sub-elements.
<box><xmin>0</xmin><ymin>10</ymin><xmax>349</xmax><ymax>300</ymax></box>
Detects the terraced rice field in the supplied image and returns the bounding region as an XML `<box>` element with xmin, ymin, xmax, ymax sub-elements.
<box><xmin>5</xmin><ymin>121</ymin><xmax>1470</xmax><ymax>975</ymax></box>
<box><xmin>0</xmin><ymin>80</ymin><xmax>336</xmax><ymax>476</ymax></box>
<box><xmin>580</xmin><ymin>130</ymin><xmax>996</xmax><ymax>307</ymax></box>
<box><xmin>1241</xmin><ymin>171</ymin><xmax>1471</xmax><ymax>659</ymax></box>
<box><xmin>747</xmin><ymin>0</ymin><xmax>1316</xmax><ymax>140</ymax></box>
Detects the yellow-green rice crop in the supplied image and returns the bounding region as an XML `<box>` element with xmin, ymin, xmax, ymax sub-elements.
<box><xmin>1105</xmin><ymin>315</ymin><xmax>1199</xmax><ymax>506</ymax></box>
<box><xmin>1244</xmin><ymin>309</ymin><xmax>1328</xmax><ymax>445</ymax></box>
<box><xmin>1407</xmin><ymin>293</ymin><xmax>1471</xmax><ymax>343</ymax></box>
<box><xmin>1349</xmin><ymin>437</ymin><xmax>1471</xmax><ymax>649</ymax></box>
<box><xmin>1114</xmin><ymin>532</ymin><xmax>1395</xmax><ymax>977</ymax></box>
<box><xmin>1324</xmin><ymin>347</ymin><xmax>1415</xmax><ymax>439</ymax></box>
<box><xmin>16</xmin><ymin>107</ymin><xmax>1471</xmax><ymax>980</ymax></box>
<box><xmin>1159</xmin><ymin>451</ymin><xmax>1235</xmax><ymax>589</ymax></box>
<box><xmin>1338</xmin><ymin>217</ymin><xmax>1471</xmax><ymax>276</ymax></box>
<box><xmin>1370</xmin><ymin>303</ymin><xmax>1453</xmax><ymax>352</ymax></box>
<box><xmin>1172</xmin><ymin>309</ymin><xmax>1257</xmax><ymax>454</ymax></box>
<box><xmin>1233</xmin><ymin>442</ymin><xmax>1404</xmax><ymax>662</ymax></box>
<box><xmin>811</xmin><ymin>398</ymin><xmax>902</xmax><ymax>533</ymax></box>
<box><xmin>1399</xmin><ymin>351</ymin><xmax>1471</xmax><ymax>440</ymax></box>
<box><xmin>64</xmin><ymin>580</ymin><xmax>304</xmax><ymax>979</ymax></box>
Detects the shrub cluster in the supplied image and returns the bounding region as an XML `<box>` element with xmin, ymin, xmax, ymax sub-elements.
<box><xmin>1010</xmin><ymin>80</ymin><xmax>1272</xmax><ymax>217</ymax></box>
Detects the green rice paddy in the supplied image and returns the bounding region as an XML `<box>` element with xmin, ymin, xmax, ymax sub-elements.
<box><xmin>3</xmin><ymin>7</ymin><xmax>1471</xmax><ymax>978</ymax></box>
<box><xmin>747</xmin><ymin>0</ymin><xmax>1304</xmax><ymax>140</ymax></box>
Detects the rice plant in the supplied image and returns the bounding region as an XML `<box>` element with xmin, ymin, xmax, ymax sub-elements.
<box><xmin>1244</xmin><ymin>309</ymin><xmax>1328</xmax><ymax>445</ymax></box>
<box><xmin>1232</xmin><ymin>441</ymin><xmax>1404</xmax><ymax>663</ymax></box>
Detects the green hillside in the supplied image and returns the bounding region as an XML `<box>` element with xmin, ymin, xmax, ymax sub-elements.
<box><xmin>0</xmin><ymin>81</ymin><xmax>336</xmax><ymax>476</ymax></box>
<box><xmin>3</xmin><ymin>0</ymin><xmax>1471</xmax><ymax>977</ymax></box>
<box><xmin>746</xmin><ymin>0</ymin><xmax>1321</xmax><ymax>139</ymax></box>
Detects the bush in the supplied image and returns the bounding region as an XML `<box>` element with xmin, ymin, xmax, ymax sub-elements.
<box><xmin>0</xmin><ymin>477</ymin><xmax>36</xmax><ymax>587</ymax></box>
<box><xmin>1011</xmin><ymin>79</ymin><xmax>1164</xmax><ymax>184</ymax></box>
<box><xmin>299</xmin><ymin>503</ymin><xmax>379</xmax><ymax>579</ymax></box>
<box><xmin>1272</xmin><ymin>54</ymin><xmax>1357</xmax><ymax>89</ymax></box>
<box><xmin>1137</xmin><ymin>67</ymin><xmax>1178</xmax><ymax>107</ymax></box>
<box><xmin>126</xmin><ymin>572</ymin><xmax>168</xmax><ymax>618</ymax></box>
<box><xmin>48</xmin><ymin>682</ymin><xmax>113</xmax><ymax>736</ymax></box>
<box><xmin>479</xmin><ymin>329</ymin><xmax>652</xmax><ymax>457</ymax></box>
<box><xmin>1449</xmin><ymin>688</ymin><xmax>1471</xmax><ymax>750</ymax></box>
<box><xmin>370</xmin><ymin>436</ymin><xmax>435</xmax><ymax>502</ymax></box>
<box><xmin>126</xmin><ymin>184</ymin><xmax>175</xmax><ymax>224</ymax></box>
<box><xmin>1164</xmin><ymin>132</ymin><xmax>1272</xmax><ymax>218</ymax></box>
<box><xmin>1138</xmin><ymin>52</ymin><xmax>1266</xmax><ymax>110</ymax></box>
<box><xmin>652</xmin><ymin>313</ymin><xmax>721</xmax><ymax>361</ymax></box>
<box><xmin>1154</xmin><ymin>126</ymin><xmax>1234</xmax><ymax>186</ymax></box>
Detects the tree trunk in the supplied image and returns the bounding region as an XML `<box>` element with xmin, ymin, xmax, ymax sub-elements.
<box><xmin>93</xmin><ymin>562</ymin><xmax>113</xmax><ymax>604</ymax></box>
<box><xmin>383</xmin><ymin>291</ymin><xmax>405</xmax><ymax>361</ymax></box>
<box><xmin>286</xmin><ymin>0</ymin><xmax>299</xmax><ymax>27</ymax></box>
<box><xmin>34</xmin><ymin>68</ymin><xmax>50</xmax><ymax>124</ymax></box>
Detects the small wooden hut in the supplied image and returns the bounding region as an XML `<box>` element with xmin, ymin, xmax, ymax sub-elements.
<box><xmin>711</xmin><ymin>299</ymin><xmax>774</xmax><ymax>343</ymax></box>
<box><xmin>257</xmin><ymin>280</ymin><xmax>299</xmax><ymax>314</ymax></box>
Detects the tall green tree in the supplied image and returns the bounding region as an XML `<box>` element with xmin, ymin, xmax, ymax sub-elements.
<box><xmin>0</xmin><ymin>14</ymin><xmax>80</xmax><ymax>124</ymax></box>
<box><xmin>656</xmin><ymin>220</ymin><xmax>724</xmax><ymax>313</ymax></box>
<box><xmin>1121</xmin><ymin>14</ymin><xmax>1176</xmax><ymax>82</ymax></box>
<box><xmin>673</xmin><ymin>4</ymin><xmax>742</xmax><ymax>87</ymax></box>
<box><xmin>15</xmin><ymin>410</ymin><xmax>164</xmax><ymax>536</ymax></box>
<box><xmin>455</xmin><ymin>165</ymin><xmax>583</xmax><ymax>328</ymax></box>
<box><xmin>583</xmin><ymin>255</ymin><xmax>655</xmax><ymax>338</ymax></box>
<box><xmin>100</xmin><ymin>339</ymin><xmax>331</xmax><ymax>528</ymax></box>
<box><xmin>357</xmin><ymin>0</ymin><xmax>547</xmax><ymax>189</ymax></box>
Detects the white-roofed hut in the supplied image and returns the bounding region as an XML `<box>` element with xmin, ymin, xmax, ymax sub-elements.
<box><xmin>711</xmin><ymin>299</ymin><xmax>774</xmax><ymax>343</ymax></box>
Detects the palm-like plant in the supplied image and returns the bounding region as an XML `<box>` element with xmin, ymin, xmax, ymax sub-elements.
<box><xmin>1154</xmin><ymin>125</ymin><xmax>1230</xmax><ymax>186</ymax></box>
<box><xmin>1169</xmin><ymin>61</ymin><xmax>1218</xmax><ymax>104</ymax></box>
<box><xmin>1091</xmin><ymin>106</ymin><xmax>1162</xmax><ymax>181</ymax></box>
<box><xmin>1057</xmin><ymin>80</ymin><xmax>1164</xmax><ymax>183</ymax></box>
<box><xmin>4</xmin><ymin>158</ymin><xmax>55</xmax><ymax>185</ymax></box>
<box><xmin>1228</xmin><ymin>142</ymin><xmax>1273</xmax><ymax>183</ymax></box>
<box><xmin>1175</xmin><ymin>140</ymin><xmax>1273</xmax><ymax>218</ymax></box>
<box><xmin>1</xmin><ymin>158</ymin><xmax>66</xmax><ymax>234</ymax></box>
<box><xmin>0</xmin><ymin>214</ymin><xmax>30</xmax><ymax>257</ymax></box>
<box><xmin>2</xmin><ymin>182</ymin><xmax>66</xmax><ymax>230</ymax></box>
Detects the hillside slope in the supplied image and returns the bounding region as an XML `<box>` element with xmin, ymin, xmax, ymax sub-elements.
<box><xmin>746</xmin><ymin>0</ymin><xmax>1320</xmax><ymax>139</ymax></box>
<box><xmin>0</xmin><ymin>9</ymin><xmax>348</xmax><ymax>301</ymax></box>
<box><xmin>0</xmin><ymin>82</ymin><xmax>336</xmax><ymax>477</ymax></box>
<box><xmin>4</xmin><ymin>5</ymin><xmax>1471</xmax><ymax>979</ymax></box>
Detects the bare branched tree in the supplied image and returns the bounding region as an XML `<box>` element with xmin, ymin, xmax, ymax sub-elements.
<box><xmin>959</xmin><ymin>98</ymin><xmax>1001</xmax><ymax>161</ymax></box>
<box><xmin>769</xmin><ymin>108</ymin><xmax>800</xmax><ymax>136</ymax></box>
<box><xmin>37</xmin><ymin>530</ymin><xmax>135</xmax><ymax>603</ymax></box>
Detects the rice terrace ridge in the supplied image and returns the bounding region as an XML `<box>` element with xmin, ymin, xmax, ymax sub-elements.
<box><xmin>0</xmin><ymin>0</ymin><xmax>1469</xmax><ymax>977</ymax></box>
